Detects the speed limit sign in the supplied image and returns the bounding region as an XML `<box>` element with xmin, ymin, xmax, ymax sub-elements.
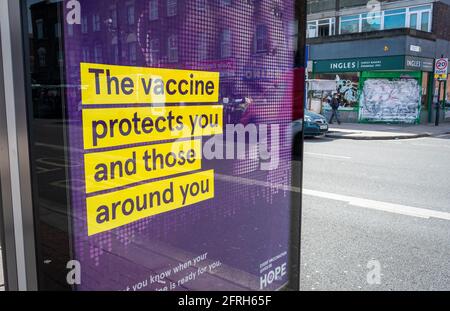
<box><xmin>435</xmin><ymin>58</ymin><xmax>448</xmax><ymax>79</ymax></box>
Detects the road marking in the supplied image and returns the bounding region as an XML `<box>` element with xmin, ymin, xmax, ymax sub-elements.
<box><xmin>216</xmin><ymin>174</ymin><xmax>450</xmax><ymax>222</ymax></box>
<box><xmin>303</xmin><ymin>189</ymin><xmax>450</xmax><ymax>221</ymax></box>
<box><xmin>436</xmin><ymin>134</ymin><xmax>450</xmax><ymax>138</ymax></box>
<box><xmin>305</xmin><ymin>152</ymin><xmax>352</xmax><ymax>160</ymax></box>
<box><xmin>410</xmin><ymin>142</ymin><xmax>450</xmax><ymax>149</ymax></box>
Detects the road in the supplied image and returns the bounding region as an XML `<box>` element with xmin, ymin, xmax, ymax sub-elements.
<box><xmin>300</xmin><ymin>135</ymin><xmax>450</xmax><ymax>291</ymax></box>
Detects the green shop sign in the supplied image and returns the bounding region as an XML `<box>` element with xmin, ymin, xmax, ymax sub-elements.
<box><xmin>313</xmin><ymin>56</ymin><xmax>432</xmax><ymax>73</ymax></box>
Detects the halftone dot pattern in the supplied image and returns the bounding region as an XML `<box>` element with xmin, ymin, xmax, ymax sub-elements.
<box><xmin>63</xmin><ymin>0</ymin><xmax>297</xmax><ymax>290</ymax></box>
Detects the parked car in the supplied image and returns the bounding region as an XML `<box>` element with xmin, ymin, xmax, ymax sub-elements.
<box><xmin>303</xmin><ymin>110</ymin><xmax>329</xmax><ymax>137</ymax></box>
<box><xmin>291</xmin><ymin>110</ymin><xmax>329</xmax><ymax>158</ymax></box>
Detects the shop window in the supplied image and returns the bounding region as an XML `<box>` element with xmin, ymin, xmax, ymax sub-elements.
<box><xmin>167</xmin><ymin>35</ymin><xmax>178</xmax><ymax>63</ymax></box>
<box><xmin>220</xmin><ymin>29</ymin><xmax>231</xmax><ymax>58</ymax></box>
<box><xmin>383</xmin><ymin>9</ymin><xmax>406</xmax><ymax>30</ymax></box>
<box><xmin>167</xmin><ymin>0</ymin><xmax>177</xmax><ymax>16</ymax></box>
<box><xmin>127</xmin><ymin>5</ymin><xmax>135</xmax><ymax>25</ymax></box>
<box><xmin>149</xmin><ymin>0</ymin><xmax>159</xmax><ymax>21</ymax></box>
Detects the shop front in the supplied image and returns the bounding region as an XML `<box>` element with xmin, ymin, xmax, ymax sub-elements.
<box><xmin>311</xmin><ymin>55</ymin><xmax>434</xmax><ymax>124</ymax></box>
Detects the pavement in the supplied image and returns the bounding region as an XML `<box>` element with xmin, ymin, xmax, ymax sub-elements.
<box><xmin>301</xmin><ymin>133</ymin><xmax>450</xmax><ymax>290</ymax></box>
<box><xmin>326</xmin><ymin>123</ymin><xmax>450</xmax><ymax>140</ymax></box>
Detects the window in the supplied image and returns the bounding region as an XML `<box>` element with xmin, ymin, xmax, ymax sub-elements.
<box><xmin>408</xmin><ymin>5</ymin><xmax>432</xmax><ymax>32</ymax></box>
<box><xmin>318</xmin><ymin>18</ymin><xmax>334</xmax><ymax>37</ymax></box>
<box><xmin>149</xmin><ymin>39</ymin><xmax>160</xmax><ymax>64</ymax></box>
<box><xmin>82</xmin><ymin>47</ymin><xmax>90</xmax><ymax>62</ymax></box>
<box><xmin>361</xmin><ymin>12</ymin><xmax>381</xmax><ymax>32</ymax></box>
<box><xmin>383</xmin><ymin>9</ymin><xmax>406</xmax><ymax>30</ymax></box>
<box><xmin>81</xmin><ymin>16</ymin><xmax>88</xmax><ymax>33</ymax></box>
<box><xmin>149</xmin><ymin>0</ymin><xmax>159</xmax><ymax>21</ymax></box>
<box><xmin>198</xmin><ymin>33</ymin><xmax>208</xmax><ymax>60</ymax></box>
<box><xmin>112</xmin><ymin>44</ymin><xmax>119</xmax><ymax>63</ymax></box>
<box><xmin>340</xmin><ymin>15</ymin><xmax>360</xmax><ymax>34</ymax></box>
<box><xmin>421</xmin><ymin>12</ymin><xmax>430</xmax><ymax>32</ymax></box>
<box><xmin>168</xmin><ymin>35</ymin><xmax>178</xmax><ymax>62</ymax></box>
<box><xmin>307</xmin><ymin>18</ymin><xmax>335</xmax><ymax>38</ymax></box>
<box><xmin>336</xmin><ymin>5</ymin><xmax>432</xmax><ymax>35</ymax></box>
<box><xmin>127</xmin><ymin>5</ymin><xmax>135</xmax><ymax>25</ymax></box>
<box><xmin>67</xmin><ymin>24</ymin><xmax>74</xmax><ymax>37</ymax></box>
<box><xmin>307</xmin><ymin>22</ymin><xmax>317</xmax><ymax>38</ymax></box>
<box><xmin>94</xmin><ymin>45</ymin><xmax>103</xmax><ymax>63</ymax></box>
<box><xmin>36</xmin><ymin>19</ymin><xmax>44</xmax><ymax>39</ymax></box>
<box><xmin>167</xmin><ymin>0</ymin><xmax>177</xmax><ymax>16</ymax></box>
<box><xmin>255</xmin><ymin>24</ymin><xmax>268</xmax><ymax>52</ymax></box>
<box><xmin>220</xmin><ymin>29</ymin><xmax>231</xmax><ymax>58</ymax></box>
<box><xmin>129</xmin><ymin>43</ymin><xmax>137</xmax><ymax>64</ymax></box>
<box><xmin>93</xmin><ymin>14</ymin><xmax>101</xmax><ymax>32</ymax></box>
<box><xmin>110</xmin><ymin>9</ymin><xmax>118</xmax><ymax>28</ymax></box>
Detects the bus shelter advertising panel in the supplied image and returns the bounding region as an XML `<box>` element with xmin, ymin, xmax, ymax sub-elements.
<box><xmin>60</xmin><ymin>0</ymin><xmax>303</xmax><ymax>291</ymax></box>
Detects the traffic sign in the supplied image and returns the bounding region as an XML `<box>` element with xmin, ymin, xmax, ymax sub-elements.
<box><xmin>434</xmin><ymin>58</ymin><xmax>448</xmax><ymax>79</ymax></box>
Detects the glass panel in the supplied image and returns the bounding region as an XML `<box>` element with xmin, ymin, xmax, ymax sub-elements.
<box><xmin>409</xmin><ymin>5</ymin><xmax>432</xmax><ymax>12</ymax></box>
<box><xmin>384</xmin><ymin>13</ymin><xmax>406</xmax><ymax>29</ymax></box>
<box><xmin>421</xmin><ymin>12</ymin><xmax>430</xmax><ymax>31</ymax></box>
<box><xmin>341</xmin><ymin>15</ymin><xmax>360</xmax><ymax>22</ymax></box>
<box><xmin>362</xmin><ymin>14</ymin><xmax>381</xmax><ymax>32</ymax></box>
<box><xmin>307</xmin><ymin>23</ymin><xmax>317</xmax><ymax>38</ymax></box>
<box><xmin>318</xmin><ymin>19</ymin><xmax>330</xmax><ymax>25</ymax></box>
<box><xmin>341</xmin><ymin>19</ymin><xmax>360</xmax><ymax>34</ymax></box>
<box><xmin>23</xmin><ymin>0</ymin><xmax>304</xmax><ymax>291</ymax></box>
<box><xmin>410</xmin><ymin>13</ymin><xmax>418</xmax><ymax>30</ymax></box>
<box><xmin>384</xmin><ymin>8</ymin><xmax>406</xmax><ymax>15</ymax></box>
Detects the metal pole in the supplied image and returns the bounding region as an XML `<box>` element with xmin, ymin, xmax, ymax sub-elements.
<box><xmin>436</xmin><ymin>80</ymin><xmax>441</xmax><ymax>126</ymax></box>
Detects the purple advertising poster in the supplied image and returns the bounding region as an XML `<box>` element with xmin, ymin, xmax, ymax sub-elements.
<box><xmin>62</xmin><ymin>0</ymin><xmax>300</xmax><ymax>291</ymax></box>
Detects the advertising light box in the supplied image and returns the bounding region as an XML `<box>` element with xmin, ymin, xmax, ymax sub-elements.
<box><xmin>60</xmin><ymin>0</ymin><xmax>304</xmax><ymax>291</ymax></box>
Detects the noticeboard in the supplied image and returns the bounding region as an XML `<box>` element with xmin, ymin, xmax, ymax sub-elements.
<box><xmin>57</xmin><ymin>0</ymin><xmax>304</xmax><ymax>291</ymax></box>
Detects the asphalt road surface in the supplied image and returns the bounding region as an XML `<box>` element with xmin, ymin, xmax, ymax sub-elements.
<box><xmin>300</xmin><ymin>134</ymin><xmax>450</xmax><ymax>291</ymax></box>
